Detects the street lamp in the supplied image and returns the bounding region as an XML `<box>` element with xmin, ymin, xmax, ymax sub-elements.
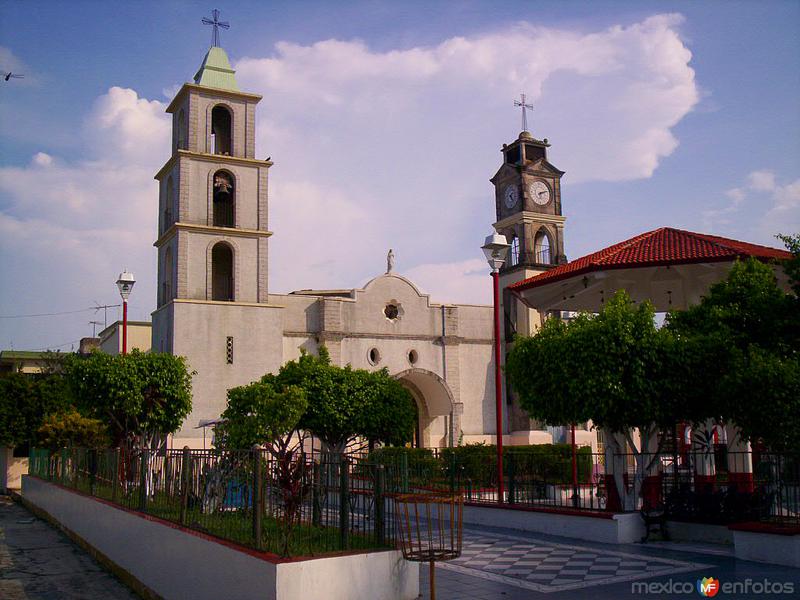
<box><xmin>481</xmin><ymin>232</ymin><xmax>510</xmax><ymax>503</ymax></box>
<box><xmin>116</xmin><ymin>270</ymin><xmax>136</xmax><ymax>355</ymax></box>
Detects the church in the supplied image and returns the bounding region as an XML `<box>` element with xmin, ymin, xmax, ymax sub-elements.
<box><xmin>151</xmin><ymin>43</ymin><xmax>568</xmax><ymax>450</ymax></box>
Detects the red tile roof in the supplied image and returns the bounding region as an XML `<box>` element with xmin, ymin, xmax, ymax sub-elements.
<box><xmin>509</xmin><ymin>227</ymin><xmax>791</xmax><ymax>292</ymax></box>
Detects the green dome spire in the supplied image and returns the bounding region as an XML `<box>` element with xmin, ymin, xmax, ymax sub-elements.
<box><xmin>193</xmin><ymin>46</ymin><xmax>239</xmax><ymax>91</ymax></box>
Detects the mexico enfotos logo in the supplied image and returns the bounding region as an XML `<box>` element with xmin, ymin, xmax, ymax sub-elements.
<box><xmin>631</xmin><ymin>577</ymin><xmax>795</xmax><ymax>596</ymax></box>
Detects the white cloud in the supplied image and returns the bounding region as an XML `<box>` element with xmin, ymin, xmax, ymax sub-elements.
<box><xmin>1</xmin><ymin>15</ymin><xmax>700</xmax><ymax>348</ymax></box>
<box><xmin>32</xmin><ymin>152</ymin><xmax>53</xmax><ymax>167</ymax></box>
<box><xmin>703</xmin><ymin>170</ymin><xmax>800</xmax><ymax>242</ymax></box>
<box><xmin>747</xmin><ymin>170</ymin><xmax>776</xmax><ymax>192</ymax></box>
<box><xmin>404</xmin><ymin>259</ymin><xmax>491</xmax><ymax>305</ymax></box>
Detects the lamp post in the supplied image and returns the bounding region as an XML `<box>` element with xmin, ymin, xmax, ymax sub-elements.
<box><xmin>481</xmin><ymin>232</ymin><xmax>510</xmax><ymax>503</ymax></box>
<box><xmin>116</xmin><ymin>270</ymin><xmax>136</xmax><ymax>355</ymax></box>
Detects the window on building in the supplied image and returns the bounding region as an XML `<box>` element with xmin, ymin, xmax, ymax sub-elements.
<box><xmin>163</xmin><ymin>176</ymin><xmax>175</xmax><ymax>233</ymax></box>
<box><xmin>510</xmin><ymin>236</ymin><xmax>520</xmax><ymax>266</ymax></box>
<box><xmin>211</xmin><ymin>105</ymin><xmax>232</xmax><ymax>155</ymax></box>
<box><xmin>226</xmin><ymin>336</ymin><xmax>234</xmax><ymax>364</ymax></box>
<box><xmin>534</xmin><ymin>230</ymin><xmax>551</xmax><ymax>264</ymax></box>
<box><xmin>161</xmin><ymin>247</ymin><xmax>173</xmax><ymax>305</ymax></box>
<box><xmin>213</xmin><ymin>171</ymin><xmax>234</xmax><ymax>227</ymax></box>
<box><xmin>176</xmin><ymin>108</ymin><xmax>186</xmax><ymax>150</ymax></box>
<box><xmin>211</xmin><ymin>242</ymin><xmax>234</xmax><ymax>301</ymax></box>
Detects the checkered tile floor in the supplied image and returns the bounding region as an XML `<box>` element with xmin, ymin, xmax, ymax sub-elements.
<box><xmin>439</xmin><ymin>528</ymin><xmax>712</xmax><ymax>593</ymax></box>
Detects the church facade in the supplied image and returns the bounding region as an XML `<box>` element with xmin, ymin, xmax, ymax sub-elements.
<box><xmin>152</xmin><ymin>46</ymin><xmax>572</xmax><ymax>450</ymax></box>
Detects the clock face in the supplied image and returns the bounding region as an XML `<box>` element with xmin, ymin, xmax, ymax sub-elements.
<box><xmin>530</xmin><ymin>181</ymin><xmax>551</xmax><ymax>206</ymax></box>
<box><xmin>504</xmin><ymin>185</ymin><xmax>519</xmax><ymax>208</ymax></box>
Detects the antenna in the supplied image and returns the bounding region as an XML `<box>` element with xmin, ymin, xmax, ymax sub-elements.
<box><xmin>89</xmin><ymin>321</ymin><xmax>104</xmax><ymax>336</ymax></box>
<box><xmin>202</xmin><ymin>9</ymin><xmax>230</xmax><ymax>47</ymax></box>
<box><xmin>513</xmin><ymin>93</ymin><xmax>534</xmax><ymax>132</ymax></box>
<box><xmin>93</xmin><ymin>302</ymin><xmax>120</xmax><ymax>329</ymax></box>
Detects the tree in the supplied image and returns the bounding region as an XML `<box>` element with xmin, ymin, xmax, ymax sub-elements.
<box><xmin>266</xmin><ymin>347</ymin><xmax>415</xmax><ymax>452</ymax></box>
<box><xmin>219</xmin><ymin>381</ymin><xmax>307</xmax><ymax>454</ymax></box>
<box><xmin>0</xmin><ymin>372</ymin><xmax>71</xmax><ymax>449</ymax></box>
<box><xmin>219</xmin><ymin>380</ymin><xmax>309</xmax><ymax>557</ymax></box>
<box><xmin>666</xmin><ymin>256</ymin><xmax>800</xmax><ymax>451</ymax></box>
<box><xmin>64</xmin><ymin>350</ymin><xmax>193</xmax><ymax>449</ymax></box>
<box><xmin>507</xmin><ymin>291</ymin><xmax>695</xmax><ymax>508</ymax></box>
<box><xmin>36</xmin><ymin>409</ymin><xmax>110</xmax><ymax>450</ymax></box>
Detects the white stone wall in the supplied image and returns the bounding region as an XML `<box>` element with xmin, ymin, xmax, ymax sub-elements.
<box><xmin>171</xmin><ymin>300</ymin><xmax>284</xmax><ymax>441</ymax></box>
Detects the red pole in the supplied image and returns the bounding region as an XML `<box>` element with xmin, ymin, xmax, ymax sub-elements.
<box><xmin>492</xmin><ymin>270</ymin><xmax>504</xmax><ymax>503</ymax></box>
<box><xmin>122</xmin><ymin>299</ymin><xmax>128</xmax><ymax>355</ymax></box>
<box><xmin>571</xmin><ymin>423</ymin><xmax>578</xmax><ymax>506</ymax></box>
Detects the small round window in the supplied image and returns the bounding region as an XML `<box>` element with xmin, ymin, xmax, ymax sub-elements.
<box><xmin>408</xmin><ymin>349</ymin><xmax>418</xmax><ymax>365</ymax></box>
<box><xmin>368</xmin><ymin>348</ymin><xmax>381</xmax><ymax>365</ymax></box>
<box><xmin>384</xmin><ymin>304</ymin><xmax>399</xmax><ymax>320</ymax></box>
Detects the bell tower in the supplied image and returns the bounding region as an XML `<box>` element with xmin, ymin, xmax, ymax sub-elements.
<box><xmin>151</xmin><ymin>36</ymin><xmax>284</xmax><ymax>446</ymax></box>
<box><xmin>491</xmin><ymin>120</ymin><xmax>568</xmax><ymax>438</ymax></box>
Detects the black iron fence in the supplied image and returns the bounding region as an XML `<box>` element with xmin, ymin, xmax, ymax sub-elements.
<box><xmin>28</xmin><ymin>445</ymin><xmax>799</xmax><ymax>553</ymax></box>
<box><xmin>29</xmin><ymin>447</ymin><xmax>412</xmax><ymax>558</ymax></box>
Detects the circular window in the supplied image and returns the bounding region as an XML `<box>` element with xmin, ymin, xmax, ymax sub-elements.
<box><xmin>368</xmin><ymin>347</ymin><xmax>381</xmax><ymax>365</ymax></box>
<box><xmin>408</xmin><ymin>349</ymin><xmax>418</xmax><ymax>365</ymax></box>
<box><xmin>384</xmin><ymin>303</ymin><xmax>399</xmax><ymax>320</ymax></box>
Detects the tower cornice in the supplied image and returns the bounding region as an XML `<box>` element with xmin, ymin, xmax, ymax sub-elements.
<box><xmin>493</xmin><ymin>211</ymin><xmax>566</xmax><ymax>230</ymax></box>
<box><xmin>153</xmin><ymin>222</ymin><xmax>273</xmax><ymax>248</ymax></box>
<box><xmin>166</xmin><ymin>82</ymin><xmax>262</xmax><ymax>113</ymax></box>
<box><xmin>155</xmin><ymin>150</ymin><xmax>273</xmax><ymax>180</ymax></box>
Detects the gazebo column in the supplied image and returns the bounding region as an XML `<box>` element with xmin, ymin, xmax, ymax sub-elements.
<box><xmin>692</xmin><ymin>420</ymin><xmax>717</xmax><ymax>492</ymax></box>
<box><xmin>725</xmin><ymin>423</ymin><xmax>754</xmax><ymax>493</ymax></box>
<box><xmin>602</xmin><ymin>428</ymin><xmax>628</xmax><ymax>512</ymax></box>
<box><xmin>640</xmin><ymin>429</ymin><xmax>663</xmax><ymax>510</ymax></box>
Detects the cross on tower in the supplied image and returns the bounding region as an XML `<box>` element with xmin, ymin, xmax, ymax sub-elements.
<box><xmin>514</xmin><ymin>93</ymin><xmax>534</xmax><ymax>133</ymax></box>
<box><xmin>202</xmin><ymin>9</ymin><xmax>230</xmax><ymax>48</ymax></box>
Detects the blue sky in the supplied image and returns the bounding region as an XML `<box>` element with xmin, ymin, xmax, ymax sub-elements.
<box><xmin>1</xmin><ymin>0</ymin><xmax>798</xmax><ymax>351</ymax></box>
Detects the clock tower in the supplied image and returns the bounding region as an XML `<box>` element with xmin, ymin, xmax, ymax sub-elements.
<box><xmin>491</xmin><ymin>127</ymin><xmax>568</xmax><ymax>437</ymax></box>
<box><xmin>490</xmin><ymin>130</ymin><xmax>567</xmax><ymax>275</ymax></box>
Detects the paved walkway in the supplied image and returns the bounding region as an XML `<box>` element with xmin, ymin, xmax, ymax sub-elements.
<box><xmin>2</xmin><ymin>494</ymin><xmax>799</xmax><ymax>599</ymax></box>
<box><xmin>0</xmin><ymin>496</ymin><xmax>137</xmax><ymax>600</ymax></box>
<box><xmin>420</xmin><ymin>523</ymin><xmax>800</xmax><ymax>599</ymax></box>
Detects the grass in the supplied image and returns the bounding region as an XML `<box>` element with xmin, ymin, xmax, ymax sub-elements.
<box><xmin>54</xmin><ymin>474</ymin><xmax>390</xmax><ymax>557</ymax></box>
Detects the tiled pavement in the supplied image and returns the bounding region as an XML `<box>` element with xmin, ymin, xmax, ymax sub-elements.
<box><xmin>420</xmin><ymin>524</ymin><xmax>800</xmax><ymax>599</ymax></box>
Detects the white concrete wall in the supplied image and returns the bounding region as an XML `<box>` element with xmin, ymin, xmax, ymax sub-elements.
<box><xmin>22</xmin><ymin>476</ymin><xmax>418</xmax><ymax>600</ymax></box>
<box><xmin>732</xmin><ymin>529</ymin><xmax>800</xmax><ymax>568</ymax></box>
<box><xmin>462</xmin><ymin>504</ymin><xmax>645</xmax><ymax>544</ymax></box>
<box><xmin>1</xmin><ymin>448</ymin><xmax>27</xmax><ymax>492</ymax></box>
<box><xmin>171</xmin><ymin>301</ymin><xmax>284</xmax><ymax>440</ymax></box>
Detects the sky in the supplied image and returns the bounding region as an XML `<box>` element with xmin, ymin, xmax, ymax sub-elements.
<box><xmin>0</xmin><ymin>0</ymin><xmax>798</xmax><ymax>352</ymax></box>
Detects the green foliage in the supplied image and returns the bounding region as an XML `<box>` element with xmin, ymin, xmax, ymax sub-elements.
<box><xmin>63</xmin><ymin>350</ymin><xmax>193</xmax><ymax>447</ymax></box>
<box><xmin>36</xmin><ymin>409</ymin><xmax>110</xmax><ymax>449</ymax></box>
<box><xmin>438</xmin><ymin>443</ymin><xmax>592</xmax><ymax>485</ymax></box>
<box><xmin>368</xmin><ymin>446</ymin><xmax>439</xmax><ymax>472</ymax></box>
<box><xmin>264</xmin><ymin>347</ymin><xmax>416</xmax><ymax>451</ymax></box>
<box><xmin>507</xmin><ymin>291</ymin><xmax>682</xmax><ymax>434</ymax></box>
<box><xmin>0</xmin><ymin>373</ymin><xmax>70</xmax><ymax>448</ymax></box>
<box><xmin>219</xmin><ymin>381</ymin><xmax>307</xmax><ymax>452</ymax></box>
<box><xmin>667</xmin><ymin>257</ymin><xmax>800</xmax><ymax>451</ymax></box>
<box><xmin>777</xmin><ymin>233</ymin><xmax>800</xmax><ymax>296</ymax></box>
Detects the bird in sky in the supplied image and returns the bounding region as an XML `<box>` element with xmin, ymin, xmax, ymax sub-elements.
<box><xmin>4</xmin><ymin>72</ymin><xmax>24</xmax><ymax>81</ymax></box>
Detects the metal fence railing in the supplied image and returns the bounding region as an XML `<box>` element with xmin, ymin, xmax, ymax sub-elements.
<box><xmin>29</xmin><ymin>447</ymin><xmax>412</xmax><ymax>557</ymax></box>
<box><xmin>29</xmin><ymin>445</ymin><xmax>799</xmax><ymax>550</ymax></box>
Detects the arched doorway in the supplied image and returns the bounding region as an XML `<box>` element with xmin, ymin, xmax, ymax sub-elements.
<box><xmin>394</xmin><ymin>368</ymin><xmax>455</xmax><ymax>448</ymax></box>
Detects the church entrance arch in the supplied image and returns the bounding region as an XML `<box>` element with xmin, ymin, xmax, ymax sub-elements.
<box><xmin>394</xmin><ymin>368</ymin><xmax>455</xmax><ymax>448</ymax></box>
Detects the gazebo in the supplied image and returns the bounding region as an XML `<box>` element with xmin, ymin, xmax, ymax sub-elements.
<box><xmin>509</xmin><ymin>227</ymin><xmax>791</xmax><ymax>312</ymax></box>
<box><xmin>507</xmin><ymin>227</ymin><xmax>792</xmax><ymax>510</ymax></box>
